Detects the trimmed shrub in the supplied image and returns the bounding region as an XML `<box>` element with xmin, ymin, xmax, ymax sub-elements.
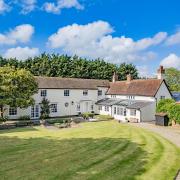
<box><xmin>82</xmin><ymin>112</ymin><xmax>95</xmax><ymax>120</ymax></box>
<box><xmin>46</xmin><ymin>119</ymin><xmax>70</xmax><ymax>124</ymax></box>
<box><xmin>18</xmin><ymin>115</ymin><xmax>31</xmax><ymax>121</ymax></box>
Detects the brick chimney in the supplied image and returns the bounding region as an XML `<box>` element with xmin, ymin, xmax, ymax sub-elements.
<box><xmin>112</xmin><ymin>72</ymin><xmax>118</xmax><ymax>82</ymax></box>
<box><xmin>157</xmin><ymin>66</ymin><xmax>165</xmax><ymax>79</ymax></box>
<box><xmin>127</xmin><ymin>74</ymin><xmax>132</xmax><ymax>82</ymax></box>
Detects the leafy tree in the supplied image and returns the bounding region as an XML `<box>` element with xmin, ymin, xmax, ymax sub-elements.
<box><xmin>117</xmin><ymin>63</ymin><xmax>138</xmax><ymax>80</ymax></box>
<box><xmin>0</xmin><ymin>54</ymin><xmax>139</xmax><ymax>81</ymax></box>
<box><xmin>165</xmin><ymin>68</ymin><xmax>180</xmax><ymax>91</ymax></box>
<box><xmin>0</xmin><ymin>66</ymin><xmax>38</xmax><ymax>118</ymax></box>
<box><xmin>156</xmin><ymin>99</ymin><xmax>175</xmax><ymax>113</ymax></box>
<box><xmin>40</xmin><ymin>98</ymin><xmax>50</xmax><ymax>120</ymax></box>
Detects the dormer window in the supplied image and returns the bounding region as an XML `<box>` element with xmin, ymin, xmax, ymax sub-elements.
<box><xmin>41</xmin><ymin>90</ymin><xmax>47</xmax><ymax>97</ymax></box>
<box><xmin>64</xmin><ymin>90</ymin><xmax>70</xmax><ymax>96</ymax></box>
<box><xmin>98</xmin><ymin>90</ymin><xmax>102</xmax><ymax>96</ymax></box>
<box><xmin>83</xmin><ymin>90</ymin><xmax>88</xmax><ymax>96</ymax></box>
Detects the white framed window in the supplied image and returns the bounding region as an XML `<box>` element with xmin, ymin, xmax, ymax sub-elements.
<box><xmin>77</xmin><ymin>104</ymin><xmax>80</xmax><ymax>111</ymax></box>
<box><xmin>41</xmin><ymin>90</ymin><xmax>47</xmax><ymax>97</ymax></box>
<box><xmin>31</xmin><ymin>105</ymin><xmax>39</xmax><ymax>118</ymax></box>
<box><xmin>111</xmin><ymin>95</ymin><xmax>116</xmax><ymax>98</ymax></box>
<box><xmin>99</xmin><ymin>106</ymin><xmax>102</xmax><ymax>110</ymax></box>
<box><xmin>114</xmin><ymin>107</ymin><xmax>116</xmax><ymax>114</ymax></box>
<box><xmin>130</xmin><ymin>109</ymin><xmax>136</xmax><ymax>116</ymax></box>
<box><xmin>124</xmin><ymin>109</ymin><xmax>127</xmax><ymax>116</ymax></box>
<box><xmin>117</xmin><ymin>107</ymin><xmax>123</xmax><ymax>115</ymax></box>
<box><xmin>9</xmin><ymin>107</ymin><xmax>17</xmax><ymax>116</ymax></box>
<box><xmin>160</xmin><ymin>96</ymin><xmax>165</xmax><ymax>100</ymax></box>
<box><xmin>50</xmin><ymin>104</ymin><xmax>57</xmax><ymax>113</ymax></box>
<box><xmin>83</xmin><ymin>90</ymin><xmax>88</xmax><ymax>96</ymax></box>
<box><xmin>127</xmin><ymin>96</ymin><xmax>135</xmax><ymax>100</ymax></box>
<box><xmin>98</xmin><ymin>90</ymin><xmax>102</xmax><ymax>96</ymax></box>
<box><xmin>64</xmin><ymin>90</ymin><xmax>70</xmax><ymax>96</ymax></box>
<box><xmin>105</xmin><ymin>106</ymin><xmax>109</xmax><ymax>112</ymax></box>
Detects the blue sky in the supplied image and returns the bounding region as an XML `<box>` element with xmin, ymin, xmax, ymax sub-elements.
<box><xmin>0</xmin><ymin>0</ymin><xmax>180</xmax><ymax>76</ymax></box>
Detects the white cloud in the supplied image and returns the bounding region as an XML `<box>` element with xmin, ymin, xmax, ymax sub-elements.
<box><xmin>0</xmin><ymin>0</ymin><xmax>10</xmax><ymax>14</ymax></box>
<box><xmin>0</xmin><ymin>24</ymin><xmax>34</xmax><ymax>45</ymax></box>
<box><xmin>165</xmin><ymin>30</ymin><xmax>180</xmax><ymax>45</ymax></box>
<box><xmin>160</xmin><ymin>54</ymin><xmax>180</xmax><ymax>69</ymax></box>
<box><xmin>20</xmin><ymin>0</ymin><xmax>37</xmax><ymax>14</ymax></box>
<box><xmin>47</xmin><ymin>21</ymin><xmax>167</xmax><ymax>63</ymax></box>
<box><xmin>43</xmin><ymin>0</ymin><xmax>84</xmax><ymax>14</ymax></box>
<box><xmin>137</xmin><ymin>65</ymin><xmax>150</xmax><ymax>77</ymax></box>
<box><xmin>4</xmin><ymin>46</ymin><xmax>39</xmax><ymax>60</ymax></box>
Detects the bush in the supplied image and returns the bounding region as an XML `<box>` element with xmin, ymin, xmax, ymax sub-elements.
<box><xmin>46</xmin><ymin>119</ymin><xmax>70</xmax><ymax>124</ymax></box>
<box><xmin>82</xmin><ymin>112</ymin><xmax>95</xmax><ymax>120</ymax></box>
<box><xmin>156</xmin><ymin>99</ymin><xmax>175</xmax><ymax>113</ymax></box>
<box><xmin>18</xmin><ymin>115</ymin><xmax>30</xmax><ymax>121</ymax></box>
<box><xmin>0</xmin><ymin>116</ymin><xmax>9</xmax><ymax>123</ymax></box>
<box><xmin>168</xmin><ymin>104</ymin><xmax>180</xmax><ymax>124</ymax></box>
<box><xmin>156</xmin><ymin>99</ymin><xmax>180</xmax><ymax>124</ymax></box>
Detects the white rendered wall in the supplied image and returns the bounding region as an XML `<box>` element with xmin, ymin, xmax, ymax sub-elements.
<box><xmin>155</xmin><ymin>81</ymin><xmax>172</xmax><ymax>102</ymax></box>
<box><xmin>5</xmin><ymin>87</ymin><xmax>108</xmax><ymax>119</ymax></box>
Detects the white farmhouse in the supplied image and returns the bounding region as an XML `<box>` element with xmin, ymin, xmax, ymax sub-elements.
<box><xmin>5</xmin><ymin>66</ymin><xmax>172</xmax><ymax>122</ymax></box>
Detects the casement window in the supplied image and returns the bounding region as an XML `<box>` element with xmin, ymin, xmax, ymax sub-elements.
<box><xmin>160</xmin><ymin>96</ymin><xmax>165</xmax><ymax>100</ymax></box>
<box><xmin>124</xmin><ymin>109</ymin><xmax>127</xmax><ymax>116</ymax></box>
<box><xmin>114</xmin><ymin>107</ymin><xmax>117</xmax><ymax>114</ymax></box>
<box><xmin>50</xmin><ymin>104</ymin><xmax>57</xmax><ymax>113</ymax></box>
<box><xmin>117</xmin><ymin>107</ymin><xmax>123</xmax><ymax>115</ymax></box>
<box><xmin>41</xmin><ymin>90</ymin><xmax>47</xmax><ymax>97</ymax></box>
<box><xmin>127</xmin><ymin>96</ymin><xmax>135</xmax><ymax>100</ymax></box>
<box><xmin>98</xmin><ymin>90</ymin><xmax>102</xmax><ymax>96</ymax></box>
<box><xmin>130</xmin><ymin>109</ymin><xmax>136</xmax><ymax>116</ymax></box>
<box><xmin>83</xmin><ymin>90</ymin><xmax>88</xmax><ymax>96</ymax></box>
<box><xmin>105</xmin><ymin>106</ymin><xmax>109</xmax><ymax>112</ymax></box>
<box><xmin>9</xmin><ymin>107</ymin><xmax>17</xmax><ymax>116</ymax></box>
<box><xmin>31</xmin><ymin>105</ymin><xmax>39</xmax><ymax>118</ymax></box>
<box><xmin>64</xmin><ymin>90</ymin><xmax>70</xmax><ymax>96</ymax></box>
<box><xmin>77</xmin><ymin>104</ymin><xmax>80</xmax><ymax>111</ymax></box>
<box><xmin>99</xmin><ymin>106</ymin><xmax>102</xmax><ymax>111</ymax></box>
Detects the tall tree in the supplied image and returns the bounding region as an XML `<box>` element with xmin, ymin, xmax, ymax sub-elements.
<box><xmin>0</xmin><ymin>66</ymin><xmax>38</xmax><ymax>117</ymax></box>
<box><xmin>165</xmin><ymin>68</ymin><xmax>180</xmax><ymax>92</ymax></box>
<box><xmin>117</xmin><ymin>63</ymin><xmax>138</xmax><ymax>80</ymax></box>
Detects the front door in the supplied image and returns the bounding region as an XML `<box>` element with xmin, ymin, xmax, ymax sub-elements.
<box><xmin>31</xmin><ymin>105</ymin><xmax>39</xmax><ymax>119</ymax></box>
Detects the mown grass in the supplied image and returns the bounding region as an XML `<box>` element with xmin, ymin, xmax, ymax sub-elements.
<box><xmin>0</xmin><ymin>121</ymin><xmax>179</xmax><ymax>180</ymax></box>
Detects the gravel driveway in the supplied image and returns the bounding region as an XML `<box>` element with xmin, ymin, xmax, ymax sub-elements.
<box><xmin>130</xmin><ymin>122</ymin><xmax>180</xmax><ymax>147</ymax></box>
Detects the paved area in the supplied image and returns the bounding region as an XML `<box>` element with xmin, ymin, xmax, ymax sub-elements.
<box><xmin>130</xmin><ymin>122</ymin><xmax>180</xmax><ymax>147</ymax></box>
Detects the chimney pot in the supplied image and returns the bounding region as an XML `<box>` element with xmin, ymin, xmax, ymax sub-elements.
<box><xmin>157</xmin><ymin>66</ymin><xmax>165</xmax><ymax>79</ymax></box>
<box><xmin>127</xmin><ymin>74</ymin><xmax>132</xmax><ymax>82</ymax></box>
<box><xmin>112</xmin><ymin>72</ymin><xmax>118</xmax><ymax>82</ymax></box>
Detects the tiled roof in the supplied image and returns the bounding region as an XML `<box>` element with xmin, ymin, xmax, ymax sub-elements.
<box><xmin>35</xmin><ymin>76</ymin><xmax>109</xmax><ymax>89</ymax></box>
<box><xmin>107</xmin><ymin>79</ymin><xmax>163</xmax><ymax>97</ymax></box>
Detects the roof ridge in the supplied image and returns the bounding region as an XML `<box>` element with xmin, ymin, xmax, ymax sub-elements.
<box><xmin>35</xmin><ymin>76</ymin><xmax>109</xmax><ymax>82</ymax></box>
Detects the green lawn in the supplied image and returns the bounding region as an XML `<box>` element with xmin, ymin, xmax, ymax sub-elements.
<box><xmin>0</xmin><ymin>121</ymin><xmax>179</xmax><ymax>180</ymax></box>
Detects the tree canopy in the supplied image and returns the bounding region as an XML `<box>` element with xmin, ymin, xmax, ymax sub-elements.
<box><xmin>165</xmin><ymin>68</ymin><xmax>180</xmax><ymax>92</ymax></box>
<box><xmin>0</xmin><ymin>66</ymin><xmax>38</xmax><ymax>117</ymax></box>
<box><xmin>0</xmin><ymin>54</ymin><xmax>139</xmax><ymax>81</ymax></box>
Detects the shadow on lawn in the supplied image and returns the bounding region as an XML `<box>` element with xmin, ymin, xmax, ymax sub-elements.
<box><xmin>0</xmin><ymin>136</ymin><xmax>148</xmax><ymax>180</ymax></box>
